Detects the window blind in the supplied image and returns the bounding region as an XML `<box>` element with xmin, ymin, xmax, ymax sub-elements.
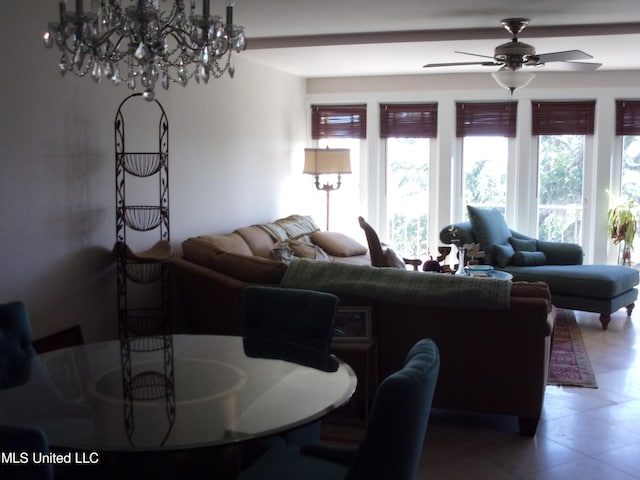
<box><xmin>311</xmin><ymin>104</ymin><xmax>367</xmax><ymax>139</ymax></box>
<box><xmin>531</xmin><ymin>100</ymin><xmax>596</xmax><ymax>135</ymax></box>
<box><xmin>380</xmin><ymin>103</ymin><xmax>438</xmax><ymax>138</ymax></box>
<box><xmin>456</xmin><ymin>101</ymin><xmax>517</xmax><ymax>137</ymax></box>
<box><xmin>616</xmin><ymin>100</ymin><xmax>640</xmax><ymax>136</ymax></box>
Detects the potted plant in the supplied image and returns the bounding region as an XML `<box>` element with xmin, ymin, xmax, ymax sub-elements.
<box><xmin>608</xmin><ymin>195</ymin><xmax>638</xmax><ymax>266</ymax></box>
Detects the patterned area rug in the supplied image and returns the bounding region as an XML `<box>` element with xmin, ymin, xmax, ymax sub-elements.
<box><xmin>547</xmin><ymin>309</ymin><xmax>597</xmax><ymax>388</ymax></box>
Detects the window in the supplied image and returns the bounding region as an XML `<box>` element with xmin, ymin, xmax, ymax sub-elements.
<box><xmin>456</xmin><ymin>102</ymin><xmax>517</xmax><ymax>217</ymax></box>
<box><xmin>462</xmin><ymin>136</ymin><xmax>508</xmax><ymax>213</ymax></box>
<box><xmin>616</xmin><ymin>100</ymin><xmax>640</xmax><ymax>253</ymax></box>
<box><xmin>311</xmin><ymin>105</ymin><xmax>366</xmax><ymax>236</ymax></box>
<box><xmin>532</xmin><ymin>101</ymin><xmax>595</xmax><ymax>243</ymax></box>
<box><xmin>385</xmin><ymin>138</ymin><xmax>430</xmax><ymax>257</ymax></box>
<box><xmin>380</xmin><ymin>104</ymin><xmax>437</xmax><ymax>258</ymax></box>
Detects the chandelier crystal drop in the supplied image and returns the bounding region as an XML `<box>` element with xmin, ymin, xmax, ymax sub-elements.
<box><xmin>44</xmin><ymin>0</ymin><xmax>247</xmax><ymax>101</ymax></box>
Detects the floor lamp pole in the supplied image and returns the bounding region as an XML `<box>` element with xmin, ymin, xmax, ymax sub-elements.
<box><xmin>325</xmin><ymin>189</ymin><xmax>331</xmax><ymax>231</ymax></box>
<box><xmin>314</xmin><ymin>174</ymin><xmax>343</xmax><ymax>231</ymax></box>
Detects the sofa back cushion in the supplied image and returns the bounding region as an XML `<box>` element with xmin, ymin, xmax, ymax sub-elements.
<box><xmin>182</xmin><ymin>236</ymin><xmax>287</xmax><ymax>283</ymax></box>
<box><xmin>235</xmin><ymin>226</ymin><xmax>277</xmax><ymax>258</ymax></box>
<box><xmin>182</xmin><ymin>235</ymin><xmax>251</xmax><ymax>269</ymax></box>
<box><xmin>190</xmin><ymin>232</ymin><xmax>253</xmax><ymax>257</ymax></box>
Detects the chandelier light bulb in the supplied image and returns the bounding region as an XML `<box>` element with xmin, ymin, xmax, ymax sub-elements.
<box><xmin>43</xmin><ymin>0</ymin><xmax>248</xmax><ymax>100</ymax></box>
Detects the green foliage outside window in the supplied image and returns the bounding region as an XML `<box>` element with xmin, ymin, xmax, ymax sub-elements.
<box><xmin>537</xmin><ymin>135</ymin><xmax>584</xmax><ymax>243</ymax></box>
<box><xmin>387</xmin><ymin>138</ymin><xmax>429</xmax><ymax>258</ymax></box>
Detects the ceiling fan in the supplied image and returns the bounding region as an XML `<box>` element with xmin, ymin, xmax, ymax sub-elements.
<box><xmin>424</xmin><ymin>18</ymin><xmax>602</xmax><ymax>92</ymax></box>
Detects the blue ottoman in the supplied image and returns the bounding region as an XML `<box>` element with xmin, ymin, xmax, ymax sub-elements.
<box><xmin>501</xmin><ymin>264</ymin><xmax>639</xmax><ymax>329</ymax></box>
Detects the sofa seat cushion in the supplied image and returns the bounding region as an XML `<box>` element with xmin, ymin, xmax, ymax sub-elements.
<box><xmin>502</xmin><ymin>264</ymin><xmax>639</xmax><ymax>299</ymax></box>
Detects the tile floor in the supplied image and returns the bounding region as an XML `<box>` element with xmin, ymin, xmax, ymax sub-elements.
<box><xmin>324</xmin><ymin>308</ymin><xmax>640</xmax><ymax>479</ymax></box>
<box><xmin>427</xmin><ymin>308</ymin><xmax>640</xmax><ymax>479</ymax></box>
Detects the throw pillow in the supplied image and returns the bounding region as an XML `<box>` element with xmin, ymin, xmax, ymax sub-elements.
<box><xmin>270</xmin><ymin>239</ymin><xmax>332</xmax><ymax>264</ymax></box>
<box><xmin>492</xmin><ymin>243</ymin><xmax>515</xmax><ymax>267</ymax></box>
<box><xmin>310</xmin><ymin>231</ymin><xmax>368</xmax><ymax>257</ymax></box>
<box><xmin>467</xmin><ymin>206</ymin><xmax>511</xmax><ymax>260</ymax></box>
<box><xmin>289</xmin><ymin>239</ymin><xmax>332</xmax><ymax>262</ymax></box>
<box><xmin>512</xmin><ymin>251</ymin><xmax>547</xmax><ymax>266</ymax></box>
<box><xmin>509</xmin><ymin>237</ymin><xmax>537</xmax><ymax>252</ymax></box>
<box><xmin>271</xmin><ymin>240</ymin><xmax>296</xmax><ymax>264</ymax></box>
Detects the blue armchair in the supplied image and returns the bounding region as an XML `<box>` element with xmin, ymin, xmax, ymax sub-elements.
<box><xmin>0</xmin><ymin>424</ymin><xmax>54</xmax><ymax>480</ymax></box>
<box><xmin>236</xmin><ymin>339</ymin><xmax>440</xmax><ymax>480</ymax></box>
<box><xmin>0</xmin><ymin>301</ymin><xmax>36</xmax><ymax>389</ymax></box>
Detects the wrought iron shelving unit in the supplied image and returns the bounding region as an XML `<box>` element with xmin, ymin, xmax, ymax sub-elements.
<box><xmin>114</xmin><ymin>94</ymin><xmax>174</xmax><ymax>446</ymax></box>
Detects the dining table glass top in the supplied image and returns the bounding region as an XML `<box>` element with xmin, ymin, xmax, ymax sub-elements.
<box><xmin>0</xmin><ymin>335</ymin><xmax>356</xmax><ymax>452</ymax></box>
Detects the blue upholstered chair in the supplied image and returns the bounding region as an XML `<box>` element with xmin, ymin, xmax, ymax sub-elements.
<box><xmin>236</xmin><ymin>338</ymin><xmax>440</xmax><ymax>480</ymax></box>
<box><xmin>0</xmin><ymin>424</ymin><xmax>54</xmax><ymax>480</ymax></box>
<box><xmin>241</xmin><ymin>286</ymin><xmax>341</xmax><ymax>453</ymax></box>
<box><xmin>1</xmin><ymin>302</ymin><xmax>54</xmax><ymax>479</ymax></box>
<box><xmin>0</xmin><ymin>301</ymin><xmax>37</xmax><ymax>389</ymax></box>
<box><xmin>241</xmin><ymin>286</ymin><xmax>340</xmax><ymax>372</ymax></box>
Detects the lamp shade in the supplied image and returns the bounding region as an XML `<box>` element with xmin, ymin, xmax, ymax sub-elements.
<box><xmin>491</xmin><ymin>69</ymin><xmax>535</xmax><ymax>92</ymax></box>
<box><xmin>303</xmin><ymin>148</ymin><xmax>352</xmax><ymax>175</ymax></box>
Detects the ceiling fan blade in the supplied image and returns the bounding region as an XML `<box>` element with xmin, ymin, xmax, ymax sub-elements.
<box><xmin>551</xmin><ymin>61</ymin><xmax>603</xmax><ymax>72</ymax></box>
<box><xmin>454</xmin><ymin>50</ymin><xmax>496</xmax><ymax>60</ymax></box>
<box><xmin>533</xmin><ymin>50</ymin><xmax>593</xmax><ymax>63</ymax></box>
<box><xmin>423</xmin><ymin>61</ymin><xmax>500</xmax><ymax>68</ymax></box>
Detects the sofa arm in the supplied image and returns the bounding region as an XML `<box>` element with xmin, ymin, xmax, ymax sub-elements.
<box><xmin>170</xmin><ymin>257</ymin><xmax>248</xmax><ymax>335</ymax></box>
<box><xmin>536</xmin><ymin>240</ymin><xmax>584</xmax><ymax>265</ymax></box>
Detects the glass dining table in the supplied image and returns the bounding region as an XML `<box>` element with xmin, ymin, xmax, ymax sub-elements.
<box><xmin>0</xmin><ymin>335</ymin><xmax>356</xmax><ymax>455</ymax></box>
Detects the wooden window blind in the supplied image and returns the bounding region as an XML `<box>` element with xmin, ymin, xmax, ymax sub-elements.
<box><xmin>380</xmin><ymin>103</ymin><xmax>438</xmax><ymax>138</ymax></box>
<box><xmin>311</xmin><ymin>104</ymin><xmax>367</xmax><ymax>139</ymax></box>
<box><xmin>616</xmin><ymin>100</ymin><xmax>640</xmax><ymax>136</ymax></box>
<box><xmin>531</xmin><ymin>100</ymin><xmax>596</xmax><ymax>135</ymax></box>
<box><xmin>456</xmin><ymin>101</ymin><xmax>517</xmax><ymax>137</ymax></box>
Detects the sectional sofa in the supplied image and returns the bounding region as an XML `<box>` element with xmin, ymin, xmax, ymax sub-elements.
<box><xmin>171</xmin><ymin>215</ymin><xmax>556</xmax><ymax>435</ymax></box>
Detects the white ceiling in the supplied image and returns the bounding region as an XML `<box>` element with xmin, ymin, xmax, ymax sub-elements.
<box><xmin>233</xmin><ymin>0</ymin><xmax>640</xmax><ymax>78</ymax></box>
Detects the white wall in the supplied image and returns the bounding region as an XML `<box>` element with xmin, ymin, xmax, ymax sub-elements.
<box><xmin>0</xmin><ymin>0</ymin><xmax>307</xmax><ymax>342</ymax></box>
<box><xmin>308</xmin><ymin>71</ymin><xmax>640</xmax><ymax>264</ymax></box>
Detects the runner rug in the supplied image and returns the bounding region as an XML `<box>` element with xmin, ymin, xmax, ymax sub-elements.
<box><xmin>547</xmin><ymin>309</ymin><xmax>597</xmax><ymax>388</ymax></box>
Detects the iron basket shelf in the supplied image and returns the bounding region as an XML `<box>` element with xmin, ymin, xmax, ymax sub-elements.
<box><xmin>119</xmin><ymin>152</ymin><xmax>168</xmax><ymax>177</ymax></box>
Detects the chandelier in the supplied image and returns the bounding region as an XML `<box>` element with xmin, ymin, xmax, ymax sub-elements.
<box><xmin>44</xmin><ymin>0</ymin><xmax>247</xmax><ymax>101</ymax></box>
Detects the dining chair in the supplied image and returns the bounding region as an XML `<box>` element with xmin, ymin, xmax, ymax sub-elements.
<box><xmin>0</xmin><ymin>424</ymin><xmax>54</xmax><ymax>480</ymax></box>
<box><xmin>241</xmin><ymin>286</ymin><xmax>340</xmax><ymax>372</ymax></box>
<box><xmin>0</xmin><ymin>301</ymin><xmax>37</xmax><ymax>389</ymax></box>
<box><xmin>240</xmin><ymin>286</ymin><xmax>341</xmax><ymax>457</ymax></box>
<box><xmin>236</xmin><ymin>338</ymin><xmax>440</xmax><ymax>480</ymax></box>
<box><xmin>357</xmin><ymin>216</ymin><xmax>422</xmax><ymax>270</ymax></box>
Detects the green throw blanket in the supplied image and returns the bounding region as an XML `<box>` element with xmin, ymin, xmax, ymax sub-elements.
<box><xmin>281</xmin><ymin>259</ymin><xmax>512</xmax><ymax>310</ymax></box>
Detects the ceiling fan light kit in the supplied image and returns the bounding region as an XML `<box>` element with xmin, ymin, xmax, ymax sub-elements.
<box><xmin>424</xmin><ymin>17</ymin><xmax>601</xmax><ymax>93</ymax></box>
<box><xmin>492</xmin><ymin>68</ymin><xmax>536</xmax><ymax>93</ymax></box>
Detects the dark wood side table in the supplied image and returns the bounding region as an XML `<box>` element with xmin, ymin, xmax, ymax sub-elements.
<box><xmin>327</xmin><ymin>341</ymin><xmax>378</xmax><ymax>426</ymax></box>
